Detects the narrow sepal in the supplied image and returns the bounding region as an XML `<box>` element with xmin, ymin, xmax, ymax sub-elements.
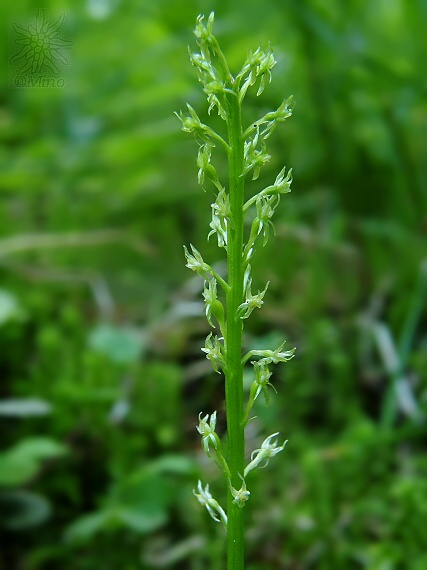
<box><xmin>194</xmin><ymin>480</ymin><xmax>228</xmax><ymax>528</ymax></box>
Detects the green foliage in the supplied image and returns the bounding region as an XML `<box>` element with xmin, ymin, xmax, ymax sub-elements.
<box><xmin>0</xmin><ymin>401</ymin><xmax>67</xmax><ymax>535</ymax></box>
<box><xmin>0</xmin><ymin>0</ymin><xmax>426</xmax><ymax>568</ymax></box>
<box><xmin>88</xmin><ymin>324</ymin><xmax>143</xmax><ymax>364</ymax></box>
<box><xmin>0</xmin><ymin>288</ymin><xmax>25</xmax><ymax>325</ymax></box>
<box><xmin>65</xmin><ymin>456</ymin><xmax>194</xmax><ymax>542</ymax></box>
<box><xmin>0</xmin><ymin>437</ymin><xmax>67</xmax><ymax>487</ymax></box>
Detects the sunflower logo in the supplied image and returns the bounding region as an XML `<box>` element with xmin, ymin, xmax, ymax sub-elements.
<box><xmin>9</xmin><ymin>10</ymin><xmax>72</xmax><ymax>79</ymax></box>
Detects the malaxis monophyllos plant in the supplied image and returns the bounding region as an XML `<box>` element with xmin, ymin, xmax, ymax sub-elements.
<box><xmin>177</xmin><ymin>13</ymin><xmax>295</xmax><ymax>569</ymax></box>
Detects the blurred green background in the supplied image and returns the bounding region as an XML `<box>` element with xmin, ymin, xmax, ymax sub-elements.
<box><xmin>1</xmin><ymin>0</ymin><xmax>426</xmax><ymax>568</ymax></box>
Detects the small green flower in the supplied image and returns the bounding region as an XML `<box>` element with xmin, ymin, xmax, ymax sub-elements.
<box><xmin>242</xmin><ymin>341</ymin><xmax>296</xmax><ymax>366</ymax></box>
<box><xmin>197</xmin><ymin>411</ymin><xmax>220</xmax><ymax>457</ymax></box>
<box><xmin>257</xmin><ymin>341</ymin><xmax>296</xmax><ymax>365</ymax></box>
<box><xmin>183</xmin><ymin>244</ymin><xmax>214</xmax><ymax>280</ymax></box>
<box><xmin>197</xmin><ymin>143</ymin><xmax>222</xmax><ymax>191</ymax></box>
<box><xmin>190</xmin><ymin>48</ymin><xmax>228</xmax><ymax>119</ymax></box>
<box><xmin>176</xmin><ymin>104</ymin><xmax>229</xmax><ymax>147</ymax></box>
<box><xmin>241</xmin><ymin>189</ymin><xmax>282</xmax><ymax>258</ymax></box>
<box><xmin>208</xmin><ymin>212</ymin><xmax>227</xmax><ymax>249</ymax></box>
<box><xmin>208</xmin><ymin>187</ymin><xmax>231</xmax><ymax>249</ymax></box>
<box><xmin>237</xmin><ymin>279</ymin><xmax>269</xmax><ymax>319</ymax></box>
<box><xmin>256</xmin><ymin>96</ymin><xmax>294</xmax><ymax>140</ymax></box>
<box><xmin>194</xmin><ymin>12</ymin><xmax>215</xmax><ymax>43</ymax></box>
<box><xmin>273</xmin><ymin>166</ymin><xmax>293</xmax><ymax>195</ymax></box>
<box><xmin>203</xmin><ymin>279</ymin><xmax>218</xmax><ymax>326</ymax></box>
<box><xmin>242</xmin><ymin>360</ymin><xmax>278</xmax><ymax>425</ymax></box>
<box><xmin>201</xmin><ymin>332</ymin><xmax>224</xmax><ymax>373</ymax></box>
<box><xmin>244</xmin><ymin>433</ymin><xmax>287</xmax><ymax>477</ymax></box>
<box><xmin>175</xmin><ymin>103</ymin><xmax>203</xmax><ymax>134</ymax></box>
<box><xmin>243</xmin><ymin>128</ymin><xmax>271</xmax><ymax>180</ymax></box>
<box><xmin>255</xmin><ymin>48</ymin><xmax>276</xmax><ymax>96</ymax></box>
<box><xmin>242</xmin><ymin>167</ymin><xmax>292</xmax><ymax>214</ymax></box>
<box><xmin>251</xmin><ymin>360</ymin><xmax>276</xmax><ymax>406</ymax></box>
<box><xmin>191</xmin><ymin>13</ymin><xmax>232</xmax><ymax>119</ymax></box>
<box><xmin>203</xmin><ymin>279</ymin><xmax>225</xmax><ymax>329</ymax></box>
<box><xmin>189</xmin><ymin>50</ymin><xmax>214</xmax><ymax>76</ymax></box>
<box><xmin>255</xmin><ymin>194</ymin><xmax>277</xmax><ymax>246</ymax></box>
<box><xmin>237</xmin><ymin>46</ymin><xmax>277</xmax><ymax>100</ymax></box>
<box><xmin>194</xmin><ymin>480</ymin><xmax>228</xmax><ymax>528</ymax></box>
<box><xmin>229</xmin><ymin>474</ymin><xmax>250</xmax><ymax>508</ymax></box>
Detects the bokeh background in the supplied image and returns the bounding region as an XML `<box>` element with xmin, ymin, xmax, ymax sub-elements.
<box><xmin>1</xmin><ymin>0</ymin><xmax>426</xmax><ymax>568</ymax></box>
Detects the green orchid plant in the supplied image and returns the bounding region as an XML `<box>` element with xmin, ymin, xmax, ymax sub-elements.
<box><xmin>177</xmin><ymin>13</ymin><xmax>295</xmax><ymax>569</ymax></box>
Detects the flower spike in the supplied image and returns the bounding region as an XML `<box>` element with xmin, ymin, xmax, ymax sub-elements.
<box><xmin>180</xmin><ymin>12</ymin><xmax>295</xmax><ymax>562</ymax></box>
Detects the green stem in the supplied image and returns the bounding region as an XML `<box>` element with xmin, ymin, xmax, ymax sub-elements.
<box><xmin>202</xmin><ymin>124</ymin><xmax>232</xmax><ymax>153</ymax></box>
<box><xmin>243</xmin><ymin>184</ymin><xmax>276</xmax><ymax>211</ymax></box>
<box><xmin>225</xmin><ymin>91</ymin><xmax>245</xmax><ymax>570</ymax></box>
